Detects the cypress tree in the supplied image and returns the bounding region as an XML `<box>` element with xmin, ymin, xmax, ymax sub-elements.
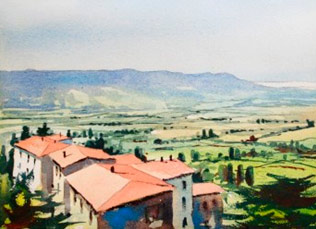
<box><xmin>88</xmin><ymin>128</ymin><xmax>94</xmax><ymax>139</ymax></box>
<box><xmin>227</xmin><ymin>163</ymin><xmax>234</xmax><ymax>184</ymax></box>
<box><xmin>229</xmin><ymin>147</ymin><xmax>235</xmax><ymax>160</ymax></box>
<box><xmin>245</xmin><ymin>166</ymin><xmax>254</xmax><ymax>186</ymax></box>
<box><xmin>236</xmin><ymin>164</ymin><xmax>244</xmax><ymax>186</ymax></box>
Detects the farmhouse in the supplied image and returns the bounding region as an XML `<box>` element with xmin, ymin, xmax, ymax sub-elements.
<box><xmin>13</xmin><ymin>135</ymin><xmax>71</xmax><ymax>192</ymax></box>
<box><xmin>13</xmin><ymin>135</ymin><xmax>224</xmax><ymax>228</ymax></box>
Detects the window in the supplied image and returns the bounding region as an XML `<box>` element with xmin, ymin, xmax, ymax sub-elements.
<box><xmin>74</xmin><ymin>194</ymin><xmax>77</xmax><ymax>203</ymax></box>
<box><xmin>20</xmin><ymin>151</ymin><xmax>22</xmax><ymax>158</ymax></box>
<box><xmin>80</xmin><ymin>199</ymin><xmax>83</xmax><ymax>213</ymax></box>
<box><xmin>182</xmin><ymin>217</ymin><xmax>188</xmax><ymax>228</ymax></box>
<box><xmin>27</xmin><ymin>155</ymin><xmax>30</xmax><ymax>163</ymax></box>
<box><xmin>34</xmin><ymin>158</ymin><xmax>36</xmax><ymax>164</ymax></box>
<box><xmin>202</xmin><ymin>201</ymin><xmax>208</xmax><ymax>210</ymax></box>
<box><xmin>89</xmin><ymin>210</ymin><xmax>93</xmax><ymax>225</ymax></box>
<box><xmin>26</xmin><ymin>168</ymin><xmax>29</xmax><ymax>173</ymax></box>
<box><xmin>182</xmin><ymin>197</ymin><xmax>186</xmax><ymax>210</ymax></box>
<box><xmin>182</xmin><ymin>180</ymin><xmax>187</xmax><ymax>190</ymax></box>
<box><xmin>212</xmin><ymin>199</ymin><xmax>217</xmax><ymax>207</ymax></box>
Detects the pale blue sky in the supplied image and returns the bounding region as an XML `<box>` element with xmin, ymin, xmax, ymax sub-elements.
<box><xmin>0</xmin><ymin>0</ymin><xmax>315</xmax><ymax>81</ymax></box>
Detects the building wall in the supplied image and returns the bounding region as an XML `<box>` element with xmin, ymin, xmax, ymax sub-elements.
<box><xmin>41</xmin><ymin>156</ymin><xmax>54</xmax><ymax>193</ymax></box>
<box><xmin>68</xmin><ymin>187</ymin><xmax>98</xmax><ymax>229</ymax></box>
<box><xmin>52</xmin><ymin>163</ymin><xmax>67</xmax><ymax>215</ymax></box>
<box><xmin>50</xmin><ymin>158</ymin><xmax>114</xmax><ymax>215</ymax></box>
<box><xmin>13</xmin><ymin>147</ymin><xmax>42</xmax><ymax>192</ymax></box>
<box><xmin>63</xmin><ymin>158</ymin><xmax>113</xmax><ymax>176</ymax></box>
<box><xmin>166</xmin><ymin>174</ymin><xmax>193</xmax><ymax>229</ymax></box>
<box><xmin>192</xmin><ymin>194</ymin><xmax>223</xmax><ymax>229</ymax></box>
<box><xmin>101</xmin><ymin>191</ymin><xmax>173</xmax><ymax>229</ymax></box>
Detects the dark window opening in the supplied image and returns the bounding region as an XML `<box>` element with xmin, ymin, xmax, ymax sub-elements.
<box><xmin>27</xmin><ymin>155</ymin><xmax>30</xmax><ymax>163</ymax></box>
<box><xmin>34</xmin><ymin>158</ymin><xmax>36</xmax><ymax>164</ymax></box>
<box><xmin>26</xmin><ymin>168</ymin><xmax>29</xmax><ymax>173</ymax></box>
<box><xmin>182</xmin><ymin>197</ymin><xmax>186</xmax><ymax>210</ymax></box>
<box><xmin>80</xmin><ymin>199</ymin><xmax>83</xmax><ymax>213</ymax></box>
<box><xmin>20</xmin><ymin>151</ymin><xmax>22</xmax><ymax>158</ymax></box>
<box><xmin>182</xmin><ymin>217</ymin><xmax>188</xmax><ymax>228</ymax></box>
<box><xmin>89</xmin><ymin>210</ymin><xmax>93</xmax><ymax>225</ymax></box>
<box><xmin>202</xmin><ymin>201</ymin><xmax>208</xmax><ymax>210</ymax></box>
<box><xmin>212</xmin><ymin>199</ymin><xmax>217</xmax><ymax>207</ymax></box>
<box><xmin>182</xmin><ymin>180</ymin><xmax>187</xmax><ymax>190</ymax></box>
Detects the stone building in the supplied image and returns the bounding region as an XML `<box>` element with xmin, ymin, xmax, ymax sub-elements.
<box><xmin>13</xmin><ymin>136</ymin><xmax>225</xmax><ymax>228</ymax></box>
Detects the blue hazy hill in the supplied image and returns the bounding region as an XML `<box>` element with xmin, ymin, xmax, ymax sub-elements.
<box><xmin>0</xmin><ymin>69</ymin><xmax>314</xmax><ymax>110</ymax></box>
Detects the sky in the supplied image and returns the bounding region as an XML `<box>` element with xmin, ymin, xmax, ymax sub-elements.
<box><xmin>0</xmin><ymin>0</ymin><xmax>316</xmax><ymax>81</ymax></box>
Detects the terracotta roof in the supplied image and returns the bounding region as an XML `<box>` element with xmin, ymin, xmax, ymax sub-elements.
<box><xmin>49</xmin><ymin>145</ymin><xmax>111</xmax><ymax>168</ymax></box>
<box><xmin>99</xmin><ymin>164</ymin><xmax>168</xmax><ymax>186</ymax></box>
<box><xmin>132</xmin><ymin>159</ymin><xmax>195</xmax><ymax>180</ymax></box>
<box><xmin>112</xmin><ymin>154</ymin><xmax>143</xmax><ymax>165</ymax></box>
<box><xmin>99</xmin><ymin>181</ymin><xmax>172</xmax><ymax>212</ymax></box>
<box><xmin>66</xmin><ymin>164</ymin><xmax>173</xmax><ymax>212</ymax></box>
<box><xmin>15</xmin><ymin>136</ymin><xmax>69</xmax><ymax>158</ymax></box>
<box><xmin>192</xmin><ymin>183</ymin><xmax>224</xmax><ymax>196</ymax></box>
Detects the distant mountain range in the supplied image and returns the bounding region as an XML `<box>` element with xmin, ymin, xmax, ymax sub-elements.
<box><xmin>0</xmin><ymin>69</ymin><xmax>315</xmax><ymax>111</ymax></box>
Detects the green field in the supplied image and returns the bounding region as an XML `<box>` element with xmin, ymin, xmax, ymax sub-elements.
<box><xmin>1</xmin><ymin>103</ymin><xmax>316</xmax><ymax>227</ymax></box>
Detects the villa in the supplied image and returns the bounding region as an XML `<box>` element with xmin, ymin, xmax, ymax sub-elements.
<box><xmin>13</xmin><ymin>135</ymin><xmax>224</xmax><ymax>228</ymax></box>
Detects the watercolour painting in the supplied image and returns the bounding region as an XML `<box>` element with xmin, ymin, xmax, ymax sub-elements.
<box><xmin>1</xmin><ymin>1</ymin><xmax>316</xmax><ymax>228</ymax></box>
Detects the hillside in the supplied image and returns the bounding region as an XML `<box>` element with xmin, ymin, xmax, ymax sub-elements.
<box><xmin>1</xmin><ymin>69</ymin><xmax>314</xmax><ymax>111</ymax></box>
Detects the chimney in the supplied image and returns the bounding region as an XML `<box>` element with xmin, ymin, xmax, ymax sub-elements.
<box><xmin>63</xmin><ymin>151</ymin><xmax>66</xmax><ymax>158</ymax></box>
<box><xmin>160</xmin><ymin>157</ymin><xmax>163</xmax><ymax>162</ymax></box>
<box><xmin>41</xmin><ymin>137</ymin><xmax>44</xmax><ymax>141</ymax></box>
<box><xmin>169</xmin><ymin>155</ymin><xmax>173</xmax><ymax>161</ymax></box>
<box><xmin>110</xmin><ymin>166</ymin><xmax>115</xmax><ymax>173</ymax></box>
<box><xmin>54</xmin><ymin>140</ymin><xmax>57</xmax><ymax>143</ymax></box>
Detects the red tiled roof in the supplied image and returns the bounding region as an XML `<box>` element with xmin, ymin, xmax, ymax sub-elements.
<box><xmin>99</xmin><ymin>181</ymin><xmax>172</xmax><ymax>212</ymax></box>
<box><xmin>112</xmin><ymin>154</ymin><xmax>143</xmax><ymax>165</ymax></box>
<box><xmin>15</xmin><ymin>136</ymin><xmax>69</xmax><ymax>158</ymax></box>
<box><xmin>49</xmin><ymin>145</ymin><xmax>112</xmax><ymax>168</ymax></box>
<box><xmin>66</xmin><ymin>164</ymin><xmax>173</xmax><ymax>212</ymax></box>
<box><xmin>192</xmin><ymin>183</ymin><xmax>224</xmax><ymax>196</ymax></box>
<box><xmin>99</xmin><ymin>164</ymin><xmax>168</xmax><ymax>186</ymax></box>
<box><xmin>132</xmin><ymin>159</ymin><xmax>195</xmax><ymax>180</ymax></box>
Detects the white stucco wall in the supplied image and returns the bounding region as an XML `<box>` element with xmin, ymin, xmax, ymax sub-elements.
<box><xmin>166</xmin><ymin>174</ymin><xmax>193</xmax><ymax>229</ymax></box>
<box><xmin>52</xmin><ymin>164</ymin><xmax>67</xmax><ymax>215</ymax></box>
<box><xmin>13</xmin><ymin>147</ymin><xmax>42</xmax><ymax>192</ymax></box>
<box><xmin>68</xmin><ymin>187</ymin><xmax>98</xmax><ymax>229</ymax></box>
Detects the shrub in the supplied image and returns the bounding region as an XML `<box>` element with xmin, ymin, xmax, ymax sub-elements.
<box><xmin>178</xmin><ymin>152</ymin><xmax>186</xmax><ymax>162</ymax></box>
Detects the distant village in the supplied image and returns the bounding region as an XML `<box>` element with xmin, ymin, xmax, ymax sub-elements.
<box><xmin>12</xmin><ymin>129</ymin><xmax>224</xmax><ymax>228</ymax></box>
